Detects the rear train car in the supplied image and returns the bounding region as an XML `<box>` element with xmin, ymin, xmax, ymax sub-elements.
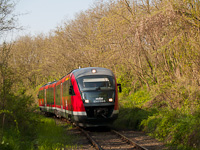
<box><xmin>38</xmin><ymin>67</ymin><xmax>121</xmax><ymax>127</ymax></box>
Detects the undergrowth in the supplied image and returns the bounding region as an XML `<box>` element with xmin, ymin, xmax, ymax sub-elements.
<box><xmin>36</xmin><ymin>116</ymin><xmax>76</xmax><ymax>150</ymax></box>
<box><xmin>0</xmin><ymin>115</ymin><xmax>77</xmax><ymax>150</ymax></box>
<box><xmin>113</xmin><ymin>87</ymin><xmax>155</xmax><ymax>130</ymax></box>
<box><xmin>141</xmin><ymin>109</ymin><xmax>200</xmax><ymax>149</ymax></box>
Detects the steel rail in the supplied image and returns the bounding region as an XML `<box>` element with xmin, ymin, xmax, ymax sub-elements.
<box><xmin>77</xmin><ymin>126</ymin><xmax>103</xmax><ymax>150</ymax></box>
<box><xmin>111</xmin><ymin>130</ymin><xmax>148</xmax><ymax>150</ymax></box>
<box><xmin>53</xmin><ymin>116</ymin><xmax>148</xmax><ymax>150</ymax></box>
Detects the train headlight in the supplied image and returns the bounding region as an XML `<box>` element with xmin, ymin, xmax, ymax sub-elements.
<box><xmin>109</xmin><ymin>98</ymin><xmax>113</xmax><ymax>102</ymax></box>
<box><xmin>91</xmin><ymin>69</ymin><xmax>97</xmax><ymax>73</ymax></box>
<box><xmin>85</xmin><ymin>99</ymin><xmax>90</xmax><ymax>103</ymax></box>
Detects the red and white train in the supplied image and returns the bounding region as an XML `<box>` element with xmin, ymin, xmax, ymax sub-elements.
<box><xmin>38</xmin><ymin>67</ymin><xmax>121</xmax><ymax>127</ymax></box>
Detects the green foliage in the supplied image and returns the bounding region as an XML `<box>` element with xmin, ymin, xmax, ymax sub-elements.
<box><xmin>115</xmin><ymin>87</ymin><xmax>156</xmax><ymax>130</ymax></box>
<box><xmin>117</xmin><ymin>69</ymin><xmax>200</xmax><ymax>149</ymax></box>
<box><xmin>0</xmin><ymin>42</ymin><xmax>76</xmax><ymax>149</ymax></box>
<box><xmin>0</xmin><ymin>109</ymin><xmax>20</xmax><ymax>135</ymax></box>
<box><xmin>128</xmin><ymin>88</ymin><xmax>151</xmax><ymax>106</ymax></box>
<box><xmin>141</xmin><ymin>108</ymin><xmax>200</xmax><ymax>150</ymax></box>
<box><xmin>0</xmin><ymin>95</ymin><xmax>38</xmax><ymax>149</ymax></box>
<box><xmin>114</xmin><ymin>106</ymin><xmax>156</xmax><ymax>130</ymax></box>
<box><xmin>119</xmin><ymin>85</ymin><xmax>151</xmax><ymax>107</ymax></box>
<box><xmin>0</xmin><ymin>115</ymin><xmax>76</xmax><ymax>150</ymax></box>
<box><xmin>0</xmin><ymin>127</ymin><xmax>21</xmax><ymax>150</ymax></box>
<box><xmin>117</xmin><ymin>70</ymin><xmax>134</xmax><ymax>96</ymax></box>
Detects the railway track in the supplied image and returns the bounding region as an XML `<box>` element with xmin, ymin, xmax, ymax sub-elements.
<box><xmin>54</xmin><ymin>117</ymin><xmax>148</xmax><ymax>149</ymax></box>
<box><xmin>54</xmin><ymin>116</ymin><xmax>165</xmax><ymax>150</ymax></box>
<box><xmin>77</xmin><ymin>126</ymin><xmax>148</xmax><ymax>150</ymax></box>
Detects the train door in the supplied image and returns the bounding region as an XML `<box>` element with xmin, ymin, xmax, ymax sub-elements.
<box><xmin>69</xmin><ymin>78</ymin><xmax>76</xmax><ymax>121</ymax></box>
<box><xmin>67</xmin><ymin>78</ymin><xmax>72</xmax><ymax>119</ymax></box>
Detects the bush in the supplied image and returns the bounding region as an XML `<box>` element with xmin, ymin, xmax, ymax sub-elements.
<box><xmin>114</xmin><ymin>87</ymin><xmax>156</xmax><ymax>130</ymax></box>
<box><xmin>0</xmin><ymin>115</ymin><xmax>76</xmax><ymax>150</ymax></box>
<box><xmin>114</xmin><ymin>106</ymin><xmax>156</xmax><ymax>130</ymax></box>
<box><xmin>141</xmin><ymin>109</ymin><xmax>200</xmax><ymax>150</ymax></box>
<box><xmin>116</xmin><ymin>75</ymin><xmax>200</xmax><ymax>149</ymax></box>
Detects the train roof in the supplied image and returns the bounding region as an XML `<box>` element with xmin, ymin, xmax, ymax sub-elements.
<box><xmin>39</xmin><ymin>67</ymin><xmax>114</xmax><ymax>90</ymax></box>
<box><xmin>71</xmin><ymin>67</ymin><xmax>114</xmax><ymax>78</ymax></box>
<box><xmin>40</xmin><ymin>80</ymin><xmax>57</xmax><ymax>88</ymax></box>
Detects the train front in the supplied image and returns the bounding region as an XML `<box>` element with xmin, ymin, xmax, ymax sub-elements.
<box><xmin>73</xmin><ymin>67</ymin><xmax>120</xmax><ymax>127</ymax></box>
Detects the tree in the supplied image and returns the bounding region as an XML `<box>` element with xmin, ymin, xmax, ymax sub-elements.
<box><xmin>0</xmin><ymin>0</ymin><xmax>19</xmax><ymax>38</ymax></box>
<box><xmin>0</xmin><ymin>0</ymin><xmax>19</xmax><ymax>143</ymax></box>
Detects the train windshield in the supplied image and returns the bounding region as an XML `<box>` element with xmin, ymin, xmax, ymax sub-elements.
<box><xmin>76</xmin><ymin>75</ymin><xmax>115</xmax><ymax>91</ymax></box>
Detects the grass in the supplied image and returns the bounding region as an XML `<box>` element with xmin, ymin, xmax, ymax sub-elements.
<box><xmin>37</xmin><ymin>118</ymin><xmax>64</xmax><ymax>144</ymax></box>
<box><xmin>36</xmin><ymin>116</ymin><xmax>77</xmax><ymax>150</ymax></box>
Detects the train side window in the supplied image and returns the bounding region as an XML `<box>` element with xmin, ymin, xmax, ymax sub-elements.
<box><xmin>63</xmin><ymin>81</ymin><xmax>69</xmax><ymax>97</ymax></box>
<box><xmin>56</xmin><ymin>84</ymin><xmax>61</xmax><ymax>105</ymax></box>
<box><xmin>49</xmin><ymin>87</ymin><xmax>54</xmax><ymax>104</ymax></box>
<box><xmin>46</xmin><ymin>88</ymin><xmax>54</xmax><ymax>105</ymax></box>
<box><xmin>46</xmin><ymin>88</ymin><xmax>49</xmax><ymax>104</ymax></box>
<box><xmin>41</xmin><ymin>91</ymin><xmax>43</xmax><ymax>99</ymax></box>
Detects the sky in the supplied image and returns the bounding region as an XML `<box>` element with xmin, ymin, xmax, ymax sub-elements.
<box><xmin>7</xmin><ymin>0</ymin><xmax>96</xmax><ymax>41</ymax></box>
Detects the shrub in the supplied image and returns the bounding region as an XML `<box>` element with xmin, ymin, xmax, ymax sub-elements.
<box><xmin>114</xmin><ymin>87</ymin><xmax>156</xmax><ymax>130</ymax></box>
<box><xmin>141</xmin><ymin>109</ymin><xmax>200</xmax><ymax>150</ymax></box>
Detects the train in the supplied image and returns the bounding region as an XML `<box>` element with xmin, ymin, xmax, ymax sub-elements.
<box><xmin>38</xmin><ymin>67</ymin><xmax>121</xmax><ymax>127</ymax></box>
